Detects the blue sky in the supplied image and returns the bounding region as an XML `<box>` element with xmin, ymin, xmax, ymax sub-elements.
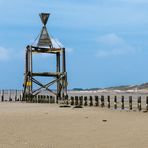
<box><xmin>0</xmin><ymin>0</ymin><xmax>148</xmax><ymax>89</ymax></box>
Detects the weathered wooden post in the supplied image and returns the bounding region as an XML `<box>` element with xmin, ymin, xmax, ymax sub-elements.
<box><xmin>44</xmin><ymin>95</ymin><xmax>46</xmax><ymax>103</ymax></box>
<box><xmin>71</xmin><ymin>96</ymin><xmax>74</xmax><ymax>105</ymax></box>
<box><xmin>9</xmin><ymin>90</ymin><xmax>12</xmax><ymax>102</ymax></box>
<box><xmin>129</xmin><ymin>96</ymin><xmax>132</xmax><ymax>110</ymax></box>
<box><xmin>114</xmin><ymin>96</ymin><xmax>117</xmax><ymax>109</ymax></box>
<box><xmin>15</xmin><ymin>90</ymin><xmax>17</xmax><ymax>101</ymax></box>
<box><xmin>84</xmin><ymin>96</ymin><xmax>88</xmax><ymax>106</ymax></box>
<box><xmin>37</xmin><ymin>95</ymin><xmax>39</xmax><ymax>103</ymax></box>
<box><xmin>19</xmin><ymin>94</ymin><xmax>22</xmax><ymax>102</ymax></box>
<box><xmin>107</xmin><ymin>96</ymin><xmax>110</xmax><ymax>108</ymax></box>
<box><xmin>41</xmin><ymin>95</ymin><xmax>44</xmax><ymax>103</ymax></box>
<box><xmin>43</xmin><ymin>95</ymin><xmax>45</xmax><ymax>103</ymax></box>
<box><xmin>50</xmin><ymin>96</ymin><xmax>53</xmax><ymax>103</ymax></box>
<box><xmin>65</xmin><ymin>95</ymin><xmax>69</xmax><ymax>105</ymax></box>
<box><xmin>43</xmin><ymin>95</ymin><xmax>46</xmax><ymax>103</ymax></box>
<box><xmin>46</xmin><ymin>95</ymin><xmax>48</xmax><ymax>103</ymax></box>
<box><xmin>38</xmin><ymin>95</ymin><xmax>40</xmax><ymax>103</ymax></box>
<box><xmin>41</xmin><ymin>95</ymin><xmax>42</xmax><ymax>103</ymax></box>
<box><xmin>39</xmin><ymin>95</ymin><xmax>41</xmax><ymax>103</ymax></box>
<box><xmin>101</xmin><ymin>96</ymin><xmax>105</xmax><ymax>107</ymax></box>
<box><xmin>32</xmin><ymin>96</ymin><xmax>36</xmax><ymax>103</ymax></box>
<box><xmin>35</xmin><ymin>95</ymin><xmax>38</xmax><ymax>103</ymax></box>
<box><xmin>9</xmin><ymin>89</ymin><xmax>12</xmax><ymax>102</ymax></box>
<box><xmin>36</xmin><ymin>95</ymin><xmax>38</xmax><ymax>103</ymax></box>
<box><xmin>45</xmin><ymin>95</ymin><xmax>47</xmax><ymax>103</ymax></box>
<box><xmin>56</xmin><ymin>95</ymin><xmax>58</xmax><ymax>104</ymax></box>
<box><xmin>53</xmin><ymin>96</ymin><xmax>55</xmax><ymax>103</ymax></box>
<box><xmin>49</xmin><ymin>96</ymin><xmax>51</xmax><ymax>103</ymax></box>
<box><xmin>137</xmin><ymin>96</ymin><xmax>142</xmax><ymax>111</ymax></box>
<box><xmin>32</xmin><ymin>95</ymin><xmax>35</xmax><ymax>103</ymax></box>
<box><xmin>79</xmin><ymin>96</ymin><xmax>83</xmax><ymax>106</ymax></box>
<box><xmin>20</xmin><ymin>91</ymin><xmax>23</xmax><ymax>102</ymax></box>
<box><xmin>1</xmin><ymin>90</ymin><xmax>4</xmax><ymax>102</ymax></box>
<box><xmin>95</xmin><ymin>96</ymin><xmax>99</xmax><ymax>106</ymax></box>
<box><xmin>89</xmin><ymin>96</ymin><xmax>93</xmax><ymax>106</ymax></box>
<box><xmin>75</xmin><ymin>96</ymin><xmax>79</xmax><ymax>106</ymax></box>
<box><xmin>121</xmin><ymin>96</ymin><xmax>124</xmax><ymax>110</ymax></box>
<box><xmin>146</xmin><ymin>96</ymin><xmax>148</xmax><ymax>111</ymax></box>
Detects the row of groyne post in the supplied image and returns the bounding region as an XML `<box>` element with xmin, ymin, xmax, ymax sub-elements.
<box><xmin>0</xmin><ymin>90</ymin><xmax>23</xmax><ymax>102</ymax></box>
<box><xmin>67</xmin><ymin>95</ymin><xmax>146</xmax><ymax>111</ymax></box>
<box><xmin>1</xmin><ymin>90</ymin><xmax>148</xmax><ymax>111</ymax></box>
<box><xmin>0</xmin><ymin>90</ymin><xmax>56</xmax><ymax>103</ymax></box>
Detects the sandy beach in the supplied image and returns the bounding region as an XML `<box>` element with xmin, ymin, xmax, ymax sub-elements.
<box><xmin>0</xmin><ymin>103</ymin><xmax>147</xmax><ymax>148</ymax></box>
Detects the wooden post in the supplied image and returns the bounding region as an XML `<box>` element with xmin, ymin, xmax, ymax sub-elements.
<box><xmin>37</xmin><ymin>95</ymin><xmax>39</xmax><ymax>103</ymax></box>
<box><xmin>41</xmin><ymin>95</ymin><xmax>43</xmax><ymax>103</ymax></box>
<box><xmin>65</xmin><ymin>95</ymin><xmax>69</xmax><ymax>105</ymax></box>
<box><xmin>50</xmin><ymin>96</ymin><xmax>53</xmax><ymax>103</ymax></box>
<box><xmin>35</xmin><ymin>95</ymin><xmax>37</xmax><ymax>103</ymax></box>
<box><xmin>38</xmin><ymin>95</ymin><xmax>40</xmax><ymax>103</ymax></box>
<box><xmin>129</xmin><ymin>96</ymin><xmax>132</xmax><ymax>110</ymax></box>
<box><xmin>146</xmin><ymin>96</ymin><xmax>148</xmax><ymax>111</ymax></box>
<box><xmin>19</xmin><ymin>94</ymin><xmax>22</xmax><ymax>102</ymax></box>
<box><xmin>79</xmin><ymin>96</ymin><xmax>83</xmax><ymax>106</ymax></box>
<box><xmin>137</xmin><ymin>96</ymin><xmax>142</xmax><ymax>111</ymax></box>
<box><xmin>84</xmin><ymin>96</ymin><xmax>88</xmax><ymax>106</ymax></box>
<box><xmin>95</xmin><ymin>96</ymin><xmax>99</xmax><ymax>106</ymax></box>
<box><xmin>15</xmin><ymin>90</ymin><xmax>17</xmax><ymax>101</ymax></box>
<box><xmin>9</xmin><ymin>89</ymin><xmax>12</xmax><ymax>102</ymax></box>
<box><xmin>53</xmin><ymin>96</ymin><xmax>55</xmax><ymax>103</ymax></box>
<box><xmin>114</xmin><ymin>96</ymin><xmax>117</xmax><ymax>109</ymax></box>
<box><xmin>71</xmin><ymin>96</ymin><xmax>74</xmax><ymax>105</ymax></box>
<box><xmin>9</xmin><ymin>90</ymin><xmax>12</xmax><ymax>102</ymax></box>
<box><xmin>121</xmin><ymin>96</ymin><xmax>124</xmax><ymax>110</ymax></box>
<box><xmin>89</xmin><ymin>96</ymin><xmax>93</xmax><ymax>106</ymax></box>
<box><xmin>107</xmin><ymin>96</ymin><xmax>110</xmax><ymax>108</ymax></box>
<box><xmin>101</xmin><ymin>96</ymin><xmax>105</xmax><ymax>107</ymax></box>
<box><xmin>45</xmin><ymin>95</ymin><xmax>47</xmax><ymax>103</ymax></box>
<box><xmin>56</xmin><ymin>52</ymin><xmax>61</xmax><ymax>103</ymax></box>
<box><xmin>46</xmin><ymin>96</ymin><xmax>49</xmax><ymax>103</ymax></box>
<box><xmin>36</xmin><ymin>95</ymin><xmax>38</xmax><ymax>103</ymax></box>
<box><xmin>49</xmin><ymin>96</ymin><xmax>51</xmax><ymax>103</ymax></box>
<box><xmin>32</xmin><ymin>95</ymin><xmax>34</xmax><ymax>103</ymax></box>
<box><xmin>75</xmin><ymin>96</ymin><xmax>78</xmax><ymax>106</ymax></box>
<box><xmin>44</xmin><ymin>95</ymin><xmax>46</xmax><ymax>103</ymax></box>
<box><xmin>1</xmin><ymin>90</ymin><xmax>4</xmax><ymax>102</ymax></box>
<box><xmin>20</xmin><ymin>90</ymin><xmax>23</xmax><ymax>102</ymax></box>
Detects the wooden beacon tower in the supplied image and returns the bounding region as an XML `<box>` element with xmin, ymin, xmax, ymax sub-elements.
<box><xmin>23</xmin><ymin>13</ymin><xmax>68</xmax><ymax>102</ymax></box>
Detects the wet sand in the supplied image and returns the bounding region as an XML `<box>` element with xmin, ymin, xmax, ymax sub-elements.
<box><xmin>0</xmin><ymin>103</ymin><xmax>148</xmax><ymax>148</ymax></box>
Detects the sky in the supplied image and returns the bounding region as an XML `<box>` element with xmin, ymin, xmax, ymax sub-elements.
<box><xmin>0</xmin><ymin>0</ymin><xmax>148</xmax><ymax>89</ymax></box>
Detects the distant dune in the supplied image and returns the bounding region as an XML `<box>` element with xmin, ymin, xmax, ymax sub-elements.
<box><xmin>73</xmin><ymin>82</ymin><xmax>148</xmax><ymax>93</ymax></box>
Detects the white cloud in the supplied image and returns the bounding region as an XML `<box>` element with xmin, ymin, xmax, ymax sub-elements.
<box><xmin>96</xmin><ymin>33</ymin><xmax>138</xmax><ymax>58</ymax></box>
<box><xmin>0</xmin><ymin>47</ymin><xmax>24</xmax><ymax>61</ymax></box>
<box><xmin>0</xmin><ymin>47</ymin><xmax>11</xmax><ymax>61</ymax></box>
<box><xmin>97</xmin><ymin>33</ymin><xmax>124</xmax><ymax>46</ymax></box>
<box><xmin>96</xmin><ymin>48</ymin><xmax>134</xmax><ymax>57</ymax></box>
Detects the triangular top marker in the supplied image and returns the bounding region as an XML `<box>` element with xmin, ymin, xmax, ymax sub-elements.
<box><xmin>39</xmin><ymin>13</ymin><xmax>50</xmax><ymax>26</ymax></box>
